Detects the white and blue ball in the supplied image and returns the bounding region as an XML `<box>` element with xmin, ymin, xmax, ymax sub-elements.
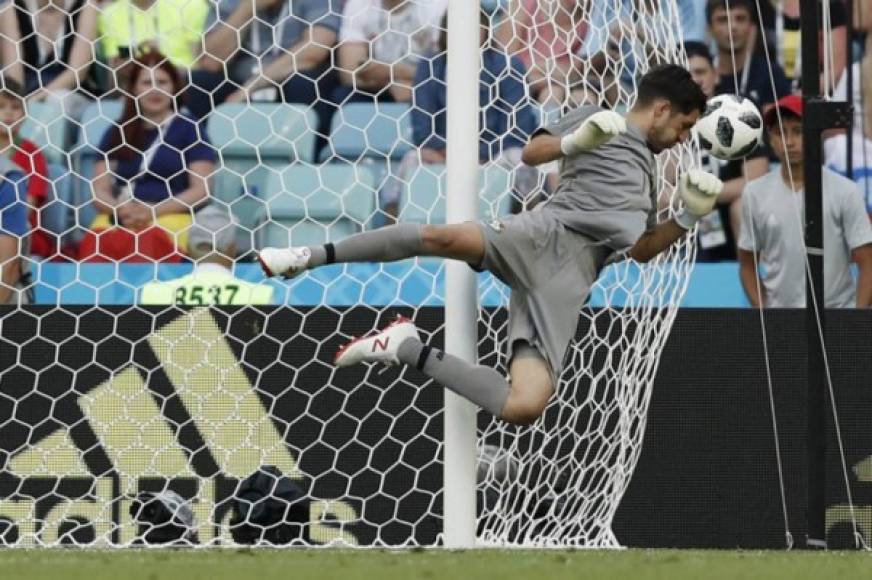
<box><xmin>694</xmin><ymin>94</ymin><xmax>763</xmax><ymax>161</ymax></box>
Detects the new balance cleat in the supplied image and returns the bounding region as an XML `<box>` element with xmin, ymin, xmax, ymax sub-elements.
<box><xmin>335</xmin><ymin>317</ymin><xmax>419</xmax><ymax>367</ymax></box>
<box><xmin>257</xmin><ymin>247</ymin><xmax>311</xmax><ymax>279</ymax></box>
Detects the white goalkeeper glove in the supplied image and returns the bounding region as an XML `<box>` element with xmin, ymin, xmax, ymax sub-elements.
<box><xmin>675</xmin><ymin>169</ymin><xmax>724</xmax><ymax>230</ymax></box>
<box><xmin>560</xmin><ymin>110</ymin><xmax>627</xmax><ymax>156</ymax></box>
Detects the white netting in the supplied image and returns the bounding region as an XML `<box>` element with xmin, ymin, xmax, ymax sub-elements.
<box><xmin>0</xmin><ymin>0</ymin><xmax>697</xmax><ymax>547</ymax></box>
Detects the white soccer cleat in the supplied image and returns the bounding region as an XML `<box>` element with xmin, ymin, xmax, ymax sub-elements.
<box><xmin>334</xmin><ymin>316</ymin><xmax>419</xmax><ymax>367</ymax></box>
<box><xmin>257</xmin><ymin>247</ymin><xmax>311</xmax><ymax>279</ymax></box>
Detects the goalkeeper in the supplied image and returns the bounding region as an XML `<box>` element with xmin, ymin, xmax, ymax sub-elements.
<box><xmin>259</xmin><ymin>64</ymin><xmax>722</xmax><ymax>425</ymax></box>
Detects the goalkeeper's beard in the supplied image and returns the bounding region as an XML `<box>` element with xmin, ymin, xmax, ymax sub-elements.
<box><xmin>646</xmin><ymin>127</ymin><xmax>679</xmax><ymax>154</ymax></box>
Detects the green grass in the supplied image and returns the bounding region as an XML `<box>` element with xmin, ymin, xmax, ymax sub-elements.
<box><xmin>0</xmin><ymin>549</ymin><xmax>870</xmax><ymax>580</ymax></box>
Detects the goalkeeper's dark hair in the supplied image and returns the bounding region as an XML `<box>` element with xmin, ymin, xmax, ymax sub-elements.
<box><xmin>635</xmin><ymin>64</ymin><xmax>707</xmax><ymax>115</ymax></box>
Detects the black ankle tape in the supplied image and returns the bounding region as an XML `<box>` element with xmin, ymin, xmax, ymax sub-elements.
<box><xmin>324</xmin><ymin>243</ymin><xmax>335</xmax><ymax>265</ymax></box>
<box><xmin>416</xmin><ymin>345</ymin><xmax>432</xmax><ymax>371</ymax></box>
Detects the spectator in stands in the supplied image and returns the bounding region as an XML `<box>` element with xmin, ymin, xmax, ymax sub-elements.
<box><xmin>758</xmin><ymin>0</ymin><xmax>849</xmax><ymax>93</ymax></box>
<box><xmin>79</xmin><ymin>51</ymin><xmax>215</xmax><ymax>263</ymax></box>
<box><xmin>580</xmin><ymin>0</ymin><xmax>705</xmax><ymax>110</ymax></box>
<box><xmin>99</xmin><ymin>0</ymin><xmax>209</xmax><ymax>74</ymax></box>
<box><xmin>502</xmin><ymin>0</ymin><xmax>589</xmax><ymax>107</ymax></box>
<box><xmin>857</xmin><ymin>0</ymin><xmax>872</xmax><ymax>32</ymax></box>
<box><xmin>0</xmin><ymin>154</ymin><xmax>29</xmax><ymax>303</ymax></box>
<box><xmin>381</xmin><ymin>6</ymin><xmax>539</xmax><ymax>218</ymax></box>
<box><xmin>0</xmin><ymin>0</ymin><xmax>100</xmax><ymax>117</ymax></box>
<box><xmin>707</xmin><ymin>0</ymin><xmax>791</xmax><ymax>109</ymax></box>
<box><xmin>191</xmin><ymin>0</ymin><xmax>340</xmax><ymax>119</ymax></box>
<box><xmin>140</xmin><ymin>204</ymin><xmax>274</xmax><ymax>305</ymax></box>
<box><xmin>738</xmin><ymin>95</ymin><xmax>872</xmax><ymax>308</ymax></box>
<box><xmin>685</xmin><ymin>41</ymin><xmax>770</xmax><ymax>262</ymax></box>
<box><xmin>831</xmin><ymin>26</ymin><xmax>868</xmax><ymax>137</ymax></box>
<box><xmin>0</xmin><ymin>79</ymin><xmax>53</xmax><ymax>259</ymax></box>
<box><xmin>827</xmin><ymin>34</ymin><xmax>872</xmax><ymax>220</ymax></box>
<box><xmin>676</xmin><ymin>0</ymin><xmax>708</xmax><ymax>43</ymax></box>
<box><xmin>333</xmin><ymin>0</ymin><xmax>446</xmax><ymax>105</ymax></box>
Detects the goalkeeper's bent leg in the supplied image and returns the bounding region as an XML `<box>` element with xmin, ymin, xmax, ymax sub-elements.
<box><xmin>397</xmin><ymin>337</ymin><xmax>511</xmax><ymax>419</ymax></box>
<box><xmin>396</xmin><ymin>338</ymin><xmax>552</xmax><ymax>425</ymax></box>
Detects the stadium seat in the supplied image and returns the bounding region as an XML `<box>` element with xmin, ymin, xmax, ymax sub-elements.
<box><xmin>255</xmin><ymin>163</ymin><xmax>376</xmax><ymax>248</ymax></box>
<box><xmin>70</xmin><ymin>99</ymin><xmax>123</xmax><ymax>182</ymax></box>
<box><xmin>74</xmin><ymin>100</ymin><xmax>124</xmax><ymax>158</ymax></box>
<box><xmin>319</xmin><ymin>102</ymin><xmax>413</xmax><ymax>163</ymax></box>
<box><xmin>38</xmin><ymin>163</ymin><xmax>96</xmax><ymax>243</ymax></box>
<box><xmin>37</xmin><ymin>164</ymin><xmax>68</xmax><ymax>237</ymax></box>
<box><xmin>207</xmin><ymin>103</ymin><xmax>318</xmax><ymax>162</ymax></box>
<box><xmin>20</xmin><ymin>100</ymin><xmax>68</xmax><ymax>164</ymax></box>
<box><xmin>207</xmin><ymin>104</ymin><xmax>319</xmax><ymax>252</ymax></box>
<box><xmin>66</xmin><ymin>100</ymin><xmax>123</xmax><ymax>232</ymax></box>
<box><xmin>398</xmin><ymin>163</ymin><xmax>513</xmax><ymax>224</ymax></box>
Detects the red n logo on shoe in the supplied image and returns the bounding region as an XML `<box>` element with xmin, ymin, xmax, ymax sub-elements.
<box><xmin>372</xmin><ymin>337</ymin><xmax>389</xmax><ymax>352</ymax></box>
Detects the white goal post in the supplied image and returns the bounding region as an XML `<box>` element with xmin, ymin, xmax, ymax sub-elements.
<box><xmin>443</xmin><ymin>0</ymin><xmax>480</xmax><ymax>549</ymax></box>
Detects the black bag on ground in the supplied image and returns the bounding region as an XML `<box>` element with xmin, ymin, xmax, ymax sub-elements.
<box><xmin>130</xmin><ymin>490</ymin><xmax>198</xmax><ymax>545</ymax></box>
<box><xmin>230</xmin><ymin>465</ymin><xmax>310</xmax><ymax>545</ymax></box>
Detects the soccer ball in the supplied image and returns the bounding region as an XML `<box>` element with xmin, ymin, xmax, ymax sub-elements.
<box><xmin>693</xmin><ymin>94</ymin><xmax>763</xmax><ymax>161</ymax></box>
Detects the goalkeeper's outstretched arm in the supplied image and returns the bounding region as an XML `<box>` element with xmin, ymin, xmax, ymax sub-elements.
<box><xmin>627</xmin><ymin>219</ymin><xmax>687</xmax><ymax>263</ymax></box>
<box><xmin>521</xmin><ymin>134</ymin><xmax>563</xmax><ymax>166</ymax></box>
<box><xmin>522</xmin><ymin>110</ymin><xmax>628</xmax><ymax>165</ymax></box>
<box><xmin>628</xmin><ymin>170</ymin><xmax>724</xmax><ymax>263</ymax></box>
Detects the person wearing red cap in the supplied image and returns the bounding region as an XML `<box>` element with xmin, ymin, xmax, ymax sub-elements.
<box><xmin>762</xmin><ymin>94</ymin><xmax>804</xmax><ymax>127</ymax></box>
<box><xmin>737</xmin><ymin>94</ymin><xmax>872</xmax><ymax>308</ymax></box>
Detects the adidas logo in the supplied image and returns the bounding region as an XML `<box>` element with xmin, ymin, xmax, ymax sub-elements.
<box><xmin>0</xmin><ymin>309</ymin><xmax>357</xmax><ymax>547</ymax></box>
<box><xmin>828</xmin><ymin>455</ymin><xmax>872</xmax><ymax>542</ymax></box>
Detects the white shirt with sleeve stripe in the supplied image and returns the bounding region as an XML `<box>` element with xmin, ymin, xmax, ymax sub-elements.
<box><xmin>339</xmin><ymin>0</ymin><xmax>446</xmax><ymax>66</ymax></box>
<box><xmin>737</xmin><ymin>168</ymin><xmax>872</xmax><ymax>308</ymax></box>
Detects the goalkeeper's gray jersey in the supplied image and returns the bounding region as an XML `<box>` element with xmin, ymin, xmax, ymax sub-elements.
<box><xmin>540</xmin><ymin>105</ymin><xmax>658</xmax><ymax>252</ymax></box>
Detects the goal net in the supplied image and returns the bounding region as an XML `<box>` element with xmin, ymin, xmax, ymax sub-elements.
<box><xmin>0</xmin><ymin>0</ymin><xmax>696</xmax><ymax>547</ymax></box>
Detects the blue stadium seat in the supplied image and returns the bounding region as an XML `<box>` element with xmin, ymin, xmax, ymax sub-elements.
<box><xmin>256</xmin><ymin>163</ymin><xmax>376</xmax><ymax>248</ymax></box>
<box><xmin>38</xmin><ymin>163</ymin><xmax>95</xmax><ymax>241</ymax></box>
<box><xmin>398</xmin><ymin>163</ymin><xmax>513</xmax><ymax>224</ymax></box>
<box><xmin>73</xmin><ymin>100</ymin><xmax>124</xmax><ymax>160</ymax></box>
<box><xmin>207</xmin><ymin>104</ymin><xmax>319</xmax><ymax>251</ymax></box>
<box><xmin>207</xmin><ymin>103</ymin><xmax>318</xmax><ymax>162</ymax></box>
<box><xmin>20</xmin><ymin>100</ymin><xmax>68</xmax><ymax>164</ymax></box>
<box><xmin>70</xmin><ymin>99</ymin><xmax>123</xmax><ymax>182</ymax></box>
<box><xmin>66</xmin><ymin>100</ymin><xmax>123</xmax><ymax>232</ymax></box>
<box><xmin>38</xmin><ymin>164</ymin><xmax>68</xmax><ymax>237</ymax></box>
<box><xmin>319</xmin><ymin>102</ymin><xmax>413</xmax><ymax>163</ymax></box>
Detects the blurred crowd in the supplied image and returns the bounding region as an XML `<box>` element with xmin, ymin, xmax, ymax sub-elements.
<box><xmin>0</xmin><ymin>0</ymin><xmax>870</xmax><ymax>305</ymax></box>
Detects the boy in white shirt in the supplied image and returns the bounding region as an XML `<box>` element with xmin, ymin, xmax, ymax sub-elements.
<box><xmin>738</xmin><ymin>95</ymin><xmax>872</xmax><ymax>308</ymax></box>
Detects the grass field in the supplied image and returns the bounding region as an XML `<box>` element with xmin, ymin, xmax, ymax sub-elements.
<box><xmin>1</xmin><ymin>549</ymin><xmax>870</xmax><ymax>580</ymax></box>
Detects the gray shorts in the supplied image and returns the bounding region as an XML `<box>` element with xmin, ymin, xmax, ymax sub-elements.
<box><xmin>476</xmin><ymin>210</ymin><xmax>611</xmax><ymax>381</ymax></box>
